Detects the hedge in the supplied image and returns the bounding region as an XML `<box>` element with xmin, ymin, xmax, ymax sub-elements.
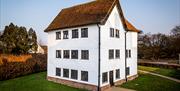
<box><xmin>0</xmin><ymin>54</ymin><xmax>47</xmax><ymax>81</ymax></box>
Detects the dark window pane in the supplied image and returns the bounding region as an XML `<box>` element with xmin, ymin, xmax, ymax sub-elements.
<box><xmin>102</xmin><ymin>72</ymin><xmax>108</xmax><ymax>83</ymax></box>
<box><xmin>110</xmin><ymin>28</ymin><xmax>114</xmax><ymax>37</ymax></box>
<box><xmin>109</xmin><ymin>50</ymin><xmax>114</xmax><ymax>59</ymax></box>
<box><xmin>81</xmin><ymin>71</ymin><xmax>88</xmax><ymax>81</ymax></box>
<box><xmin>116</xmin><ymin>69</ymin><xmax>120</xmax><ymax>79</ymax></box>
<box><xmin>63</xmin><ymin>50</ymin><xmax>69</xmax><ymax>58</ymax></box>
<box><xmin>126</xmin><ymin>67</ymin><xmax>130</xmax><ymax>76</ymax></box>
<box><xmin>81</xmin><ymin>50</ymin><xmax>89</xmax><ymax>60</ymax></box>
<box><xmin>63</xmin><ymin>69</ymin><xmax>69</xmax><ymax>78</ymax></box>
<box><xmin>56</xmin><ymin>32</ymin><xmax>61</xmax><ymax>39</ymax></box>
<box><xmin>56</xmin><ymin>68</ymin><xmax>61</xmax><ymax>76</ymax></box>
<box><xmin>71</xmin><ymin>50</ymin><xmax>78</xmax><ymax>59</ymax></box>
<box><xmin>129</xmin><ymin>50</ymin><xmax>131</xmax><ymax>58</ymax></box>
<box><xmin>71</xmin><ymin>70</ymin><xmax>78</xmax><ymax>80</ymax></box>
<box><xmin>116</xmin><ymin>50</ymin><xmax>120</xmax><ymax>58</ymax></box>
<box><xmin>56</xmin><ymin>50</ymin><xmax>61</xmax><ymax>58</ymax></box>
<box><xmin>63</xmin><ymin>31</ymin><xmax>69</xmax><ymax>39</ymax></box>
<box><xmin>81</xmin><ymin>28</ymin><xmax>88</xmax><ymax>38</ymax></box>
<box><xmin>116</xmin><ymin>29</ymin><xmax>120</xmax><ymax>38</ymax></box>
<box><xmin>72</xmin><ymin>29</ymin><xmax>79</xmax><ymax>38</ymax></box>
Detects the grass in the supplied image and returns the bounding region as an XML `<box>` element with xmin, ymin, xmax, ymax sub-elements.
<box><xmin>0</xmin><ymin>72</ymin><xmax>87</xmax><ymax>91</ymax></box>
<box><xmin>138</xmin><ymin>66</ymin><xmax>180</xmax><ymax>80</ymax></box>
<box><xmin>120</xmin><ymin>72</ymin><xmax>180</xmax><ymax>91</ymax></box>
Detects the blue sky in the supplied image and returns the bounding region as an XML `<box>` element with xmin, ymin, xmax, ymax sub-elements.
<box><xmin>0</xmin><ymin>0</ymin><xmax>180</xmax><ymax>45</ymax></box>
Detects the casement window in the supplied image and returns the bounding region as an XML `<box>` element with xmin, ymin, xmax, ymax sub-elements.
<box><xmin>110</xmin><ymin>28</ymin><xmax>114</xmax><ymax>37</ymax></box>
<box><xmin>126</xmin><ymin>67</ymin><xmax>130</xmax><ymax>76</ymax></box>
<box><xmin>72</xmin><ymin>29</ymin><xmax>79</xmax><ymax>38</ymax></box>
<box><xmin>71</xmin><ymin>70</ymin><xmax>78</xmax><ymax>80</ymax></box>
<box><xmin>81</xmin><ymin>50</ymin><xmax>89</xmax><ymax>60</ymax></box>
<box><xmin>102</xmin><ymin>72</ymin><xmax>108</xmax><ymax>83</ymax></box>
<box><xmin>116</xmin><ymin>69</ymin><xmax>120</xmax><ymax>79</ymax></box>
<box><xmin>63</xmin><ymin>68</ymin><xmax>69</xmax><ymax>78</ymax></box>
<box><xmin>115</xmin><ymin>50</ymin><xmax>120</xmax><ymax>59</ymax></box>
<box><xmin>81</xmin><ymin>71</ymin><xmax>88</xmax><ymax>81</ymax></box>
<box><xmin>56</xmin><ymin>32</ymin><xmax>61</xmax><ymax>39</ymax></box>
<box><xmin>56</xmin><ymin>50</ymin><xmax>61</xmax><ymax>58</ymax></box>
<box><xmin>71</xmin><ymin>50</ymin><xmax>78</xmax><ymax>59</ymax></box>
<box><xmin>116</xmin><ymin>29</ymin><xmax>120</xmax><ymax>38</ymax></box>
<box><xmin>63</xmin><ymin>50</ymin><xmax>70</xmax><ymax>58</ymax></box>
<box><xmin>109</xmin><ymin>49</ymin><xmax>114</xmax><ymax>59</ymax></box>
<box><xmin>81</xmin><ymin>28</ymin><xmax>88</xmax><ymax>38</ymax></box>
<box><xmin>126</xmin><ymin>49</ymin><xmax>131</xmax><ymax>58</ymax></box>
<box><xmin>56</xmin><ymin>68</ymin><xmax>61</xmax><ymax>76</ymax></box>
<box><xmin>63</xmin><ymin>31</ymin><xmax>69</xmax><ymax>39</ymax></box>
<box><xmin>129</xmin><ymin>50</ymin><xmax>131</xmax><ymax>58</ymax></box>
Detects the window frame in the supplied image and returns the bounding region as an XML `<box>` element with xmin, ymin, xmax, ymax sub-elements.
<box><xmin>115</xmin><ymin>50</ymin><xmax>120</xmax><ymax>59</ymax></box>
<box><xmin>72</xmin><ymin>29</ymin><xmax>79</xmax><ymax>38</ymax></box>
<box><xmin>56</xmin><ymin>31</ymin><xmax>61</xmax><ymax>40</ymax></box>
<box><xmin>71</xmin><ymin>70</ymin><xmax>78</xmax><ymax>80</ymax></box>
<box><xmin>81</xmin><ymin>50</ymin><xmax>89</xmax><ymax>60</ymax></box>
<box><xmin>102</xmin><ymin>72</ymin><xmax>108</xmax><ymax>83</ymax></box>
<box><xmin>56</xmin><ymin>68</ymin><xmax>61</xmax><ymax>76</ymax></box>
<box><xmin>71</xmin><ymin>50</ymin><xmax>78</xmax><ymax>59</ymax></box>
<box><xmin>110</xmin><ymin>28</ymin><xmax>114</xmax><ymax>37</ymax></box>
<box><xmin>126</xmin><ymin>67</ymin><xmax>130</xmax><ymax>76</ymax></box>
<box><xmin>56</xmin><ymin>50</ymin><xmax>61</xmax><ymax>58</ymax></box>
<box><xmin>63</xmin><ymin>68</ymin><xmax>69</xmax><ymax>78</ymax></box>
<box><xmin>109</xmin><ymin>49</ymin><xmax>114</xmax><ymax>59</ymax></box>
<box><xmin>116</xmin><ymin>69</ymin><xmax>120</xmax><ymax>79</ymax></box>
<box><xmin>115</xmin><ymin>29</ymin><xmax>120</xmax><ymax>38</ymax></box>
<box><xmin>63</xmin><ymin>31</ymin><xmax>69</xmax><ymax>39</ymax></box>
<box><xmin>81</xmin><ymin>71</ymin><xmax>88</xmax><ymax>82</ymax></box>
<box><xmin>63</xmin><ymin>50</ymin><xmax>70</xmax><ymax>59</ymax></box>
<box><xmin>81</xmin><ymin>28</ymin><xmax>88</xmax><ymax>38</ymax></box>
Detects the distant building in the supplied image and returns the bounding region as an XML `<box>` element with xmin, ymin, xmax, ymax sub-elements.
<box><xmin>45</xmin><ymin>0</ymin><xmax>140</xmax><ymax>91</ymax></box>
<box><xmin>28</xmin><ymin>44</ymin><xmax>44</xmax><ymax>54</ymax></box>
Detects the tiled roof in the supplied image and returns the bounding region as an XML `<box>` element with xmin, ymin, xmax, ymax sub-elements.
<box><xmin>45</xmin><ymin>0</ymin><xmax>140</xmax><ymax>32</ymax></box>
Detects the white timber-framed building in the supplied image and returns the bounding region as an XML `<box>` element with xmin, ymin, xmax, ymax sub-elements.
<box><xmin>45</xmin><ymin>0</ymin><xmax>140</xmax><ymax>91</ymax></box>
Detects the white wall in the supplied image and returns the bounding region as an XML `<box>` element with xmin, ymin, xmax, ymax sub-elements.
<box><xmin>100</xmin><ymin>5</ymin><xmax>138</xmax><ymax>86</ymax></box>
<box><xmin>47</xmin><ymin>24</ymin><xmax>99</xmax><ymax>85</ymax></box>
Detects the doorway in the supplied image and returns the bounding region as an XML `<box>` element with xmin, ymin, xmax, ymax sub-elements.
<box><xmin>109</xmin><ymin>71</ymin><xmax>114</xmax><ymax>86</ymax></box>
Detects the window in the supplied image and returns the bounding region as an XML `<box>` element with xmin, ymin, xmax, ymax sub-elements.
<box><xmin>63</xmin><ymin>69</ymin><xmax>69</xmax><ymax>78</ymax></box>
<box><xmin>71</xmin><ymin>70</ymin><xmax>78</xmax><ymax>80</ymax></box>
<box><xmin>126</xmin><ymin>67</ymin><xmax>130</xmax><ymax>76</ymax></box>
<box><xmin>109</xmin><ymin>49</ymin><xmax>114</xmax><ymax>59</ymax></box>
<box><xmin>116</xmin><ymin>29</ymin><xmax>120</xmax><ymax>38</ymax></box>
<box><xmin>56</xmin><ymin>50</ymin><xmax>61</xmax><ymax>58</ymax></box>
<box><xmin>71</xmin><ymin>50</ymin><xmax>78</xmax><ymax>59</ymax></box>
<box><xmin>115</xmin><ymin>50</ymin><xmax>120</xmax><ymax>59</ymax></box>
<box><xmin>63</xmin><ymin>31</ymin><xmax>69</xmax><ymax>39</ymax></box>
<box><xmin>56</xmin><ymin>68</ymin><xmax>61</xmax><ymax>76</ymax></box>
<box><xmin>72</xmin><ymin>29</ymin><xmax>78</xmax><ymax>38</ymax></box>
<box><xmin>129</xmin><ymin>50</ymin><xmax>131</xmax><ymax>58</ymax></box>
<box><xmin>63</xmin><ymin>50</ymin><xmax>69</xmax><ymax>58</ymax></box>
<box><xmin>110</xmin><ymin>28</ymin><xmax>114</xmax><ymax>37</ymax></box>
<box><xmin>56</xmin><ymin>32</ymin><xmax>61</xmax><ymax>39</ymax></box>
<box><xmin>81</xmin><ymin>71</ymin><xmax>88</xmax><ymax>81</ymax></box>
<box><xmin>102</xmin><ymin>72</ymin><xmax>108</xmax><ymax>83</ymax></box>
<box><xmin>81</xmin><ymin>28</ymin><xmax>88</xmax><ymax>38</ymax></box>
<box><xmin>116</xmin><ymin>69</ymin><xmax>120</xmax><ymax>79</ymax></box>
<box><xmin>81</xmin><ymin>50</ymin><xmax>89</xmax><ymax>60</ymax></box>
<box><xmin>126</xmin><ymin>49</ymin><xmax>131</xmax><ymax>58</ymax></box>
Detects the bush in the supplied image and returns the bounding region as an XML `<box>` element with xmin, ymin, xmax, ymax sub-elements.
<box><xmin>0</xmin><ymin>54</ymin><xmax>47</xmax><ymax>81</ymax></box>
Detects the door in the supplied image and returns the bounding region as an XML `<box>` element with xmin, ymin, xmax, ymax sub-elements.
<box><xmin>109</xmin><ymin>71</ymin><xmax>114</xmax><ymax>86</ymax></box>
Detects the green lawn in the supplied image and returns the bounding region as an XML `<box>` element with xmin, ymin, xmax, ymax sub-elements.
<box><xmin>138</xmin><ymin>66</ymin><xmax>180</xmax><ymax>80</ymax></box>
<box><xmin>120</xmin><ymin>72</ymin><xmax>180</xmax><ymax>91</ymax></box>
<box><xmin>0</xmin><ymin>72</ymin><xmax>87</xmax><ymax>91</ymax></box>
